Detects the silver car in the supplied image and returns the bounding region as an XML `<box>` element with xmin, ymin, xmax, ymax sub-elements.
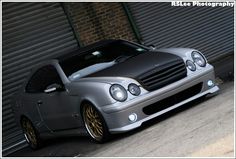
<box><xmin>12</xmin><ymin>39</ymin><xmax>219</xmax><ymax>149</ymax></box>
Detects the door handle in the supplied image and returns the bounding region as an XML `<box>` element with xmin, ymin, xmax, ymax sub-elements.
<box><xmin>37</xmin><ymin>100</ymin><xmax>42</xmax><ymax>105</ymax></box>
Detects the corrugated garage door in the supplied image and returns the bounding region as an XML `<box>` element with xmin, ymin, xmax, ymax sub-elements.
<box><xmin>128</xmin><ymin>2</ymin><xmax>234</xmax><ymax>61</ymax></box>
<box><xmin>2</xmin><ymin>2</ymin><xmax>78</xmax><ymax>155</ymax></box>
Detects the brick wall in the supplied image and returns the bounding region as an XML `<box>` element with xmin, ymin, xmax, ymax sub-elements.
<box><xmin>64</xmin><ymin>2</ymin><xmax>137</xmax><ymax>46</ymax></box>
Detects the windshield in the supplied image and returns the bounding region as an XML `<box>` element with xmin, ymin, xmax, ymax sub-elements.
<box><xmin>60</xmin><ymin>40</ymin><xmax>148</xmax><ymax>80</ymax></box>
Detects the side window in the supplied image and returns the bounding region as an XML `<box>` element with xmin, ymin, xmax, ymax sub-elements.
<box><xmin>25</xmin><ymin>65</ymin><xmax>63</xmax><ymax>93</ymax></box>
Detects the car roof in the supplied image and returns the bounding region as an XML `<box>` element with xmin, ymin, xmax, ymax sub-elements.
<box><xmin>56</xmin><ymin>39</ymin><xmax>120</xmax><ymax>62</ymax></box>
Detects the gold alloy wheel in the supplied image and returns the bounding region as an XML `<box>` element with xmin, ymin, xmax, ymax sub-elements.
<box><xmin>22</xmin><ymin>118</ymin><xmax>38</xmax><ymax>146</ymax></box>
<box><xmin>83</xmin><ymin>104</ymin><xmax>104</xmax><ymax>141</ymax></box>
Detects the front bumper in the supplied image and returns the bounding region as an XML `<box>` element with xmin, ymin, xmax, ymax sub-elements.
<box><xmin>100</xmin><ymin>65</ymin><xmax>219</xmax><ymax>133</ymax></box>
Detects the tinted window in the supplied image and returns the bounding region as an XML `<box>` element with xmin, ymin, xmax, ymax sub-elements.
<box><xmin>60</xmin><ymin>41</ymin><xmax>147</xmax><ymax>80</ymax></box>
<box><xmin>25</xmin><ymin>65</ymin><xmax>63</xmax><ymax>93</ymax></box>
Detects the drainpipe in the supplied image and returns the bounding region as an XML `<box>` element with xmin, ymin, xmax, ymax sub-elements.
<box><xmin>61</xmin><ymin>3</ymin><xmax>82</xmax><ymax>47</ymax></box>
<box><xmin>122</xmin><ymin>2</ymin><xmax>143</xmax><ymax>44</ymax></box>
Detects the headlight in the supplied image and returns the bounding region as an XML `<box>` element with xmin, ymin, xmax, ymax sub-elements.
<box><xmin>128</xmin><ymin>83</ymin><xmax>141</xmax><ymax>96</ymax></box>
<box><xmin>191</xmin><ymin>51</ymin><xmax>206</xmax><ymax>67</ymax></box>
<box><xmin>186</xmin><ymin>60</ymin><xmax>196</xmax><ymax>71</ymax></box>
<box><xmin>110</xmin><ymin>84</ymin><xmax>127</xmax><ymax>102</ymax></box>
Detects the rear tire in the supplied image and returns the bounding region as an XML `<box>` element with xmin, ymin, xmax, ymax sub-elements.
<box><xmin>21</xmin><ymin>117</ymin><xmax>42</xmax><ymax>149</ymax></box>
<box><xmin>82</xmin><ymin>103</ymin><xmax>111</xmax><ymax>143</ymax></box>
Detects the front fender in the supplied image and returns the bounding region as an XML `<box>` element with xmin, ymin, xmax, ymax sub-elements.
<box><xmin>66</xmin><ymin>82</ymin><xmax>115</xmax><ymax>111</ymax></box>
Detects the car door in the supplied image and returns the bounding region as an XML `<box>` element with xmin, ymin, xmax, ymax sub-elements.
<box><xmin>33</xmin><ymin>65</ymin><xmax>81</xmax><ymax>131</ymax></box>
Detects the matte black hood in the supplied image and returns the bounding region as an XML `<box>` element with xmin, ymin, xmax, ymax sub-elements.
<box><xmin>86</xmin><ymin>51</ymin><xmax>184</xmax><ymax>79</ymax></box>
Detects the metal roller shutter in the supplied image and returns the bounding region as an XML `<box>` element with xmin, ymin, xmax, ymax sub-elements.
<box><xmin>128</xmin><ymin>2</ymin><xmax>233</xmax><ymax>61</ymax></box>
<box><xmin>2</xmin><ymin>2</ymin><xmax>78</xmax><ymax>156</ymax></box>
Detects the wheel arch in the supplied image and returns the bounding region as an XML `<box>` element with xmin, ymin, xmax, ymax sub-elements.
<box><xmin>80</xmin><ymin>99</ymin><xmax>100</xmax><ymax>114</ymax></box>
<box><xmin>20</xmin><ymin>115</ymin><xmax>31</xmax><ymax>125</ymax></box>
<box><xmin>19</xmin><ymin>114</ymin><xmax>39</xmax><ymax>133</ymax></box>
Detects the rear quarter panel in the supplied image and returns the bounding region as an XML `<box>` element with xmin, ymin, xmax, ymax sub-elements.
<box><xmin>12</xmin><ymin>91</ymin><xmax>47</xmax><ymax>132</ymax></box>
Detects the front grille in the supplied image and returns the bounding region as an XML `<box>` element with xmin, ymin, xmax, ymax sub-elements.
<box><xmin>143</xmin><ymin>83</ymin><xmax>203</xmax><ymax>115</ymax></box>
<box><xmin>138</xmin><ymin>60</ymin><xmax>187</xmax><ymax>91</ymax></box>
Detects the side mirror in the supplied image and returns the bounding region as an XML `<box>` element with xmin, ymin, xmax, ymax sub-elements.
<box><xmin>148</xmin><ymin>44</ymin><xmax>156</xmax><ymax>51</ymax></box>
<box><xmin>44</xmin><ymin>83</ymin><xmax>64</xmax><ymax>93</ymax></box>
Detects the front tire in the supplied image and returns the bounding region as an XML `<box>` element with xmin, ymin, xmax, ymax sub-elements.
<box><xmin>82</xmin><ymin>103</ymin><xmax>110</xmax><ymax>143</ymax></box>
<box><xmin>21</xmin><ymin>117</ymin><xmax>42</xmax><ymax>149</ymax></box>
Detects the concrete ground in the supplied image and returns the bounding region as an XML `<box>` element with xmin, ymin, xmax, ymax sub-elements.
<box><xmin>9</xmin><ymin>80</ymin><xmax>234</xmax><ymax>157</ymax></box>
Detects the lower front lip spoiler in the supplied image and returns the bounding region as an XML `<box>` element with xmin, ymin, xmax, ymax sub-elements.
<box><xmin>109</xmin><ymin>85</ymin><xmax>219</xmax><ymax>133</ymax></box>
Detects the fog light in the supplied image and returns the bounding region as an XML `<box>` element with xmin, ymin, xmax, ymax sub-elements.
<box><xmin>207</xmin><ymin>80</ymin><xmax>214</xmax><ymax>87</ymax></box>
<box><xmin>128</xmin><ymin>113</ymin><xmax>137</xmax><ymax>122</ymax></box>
